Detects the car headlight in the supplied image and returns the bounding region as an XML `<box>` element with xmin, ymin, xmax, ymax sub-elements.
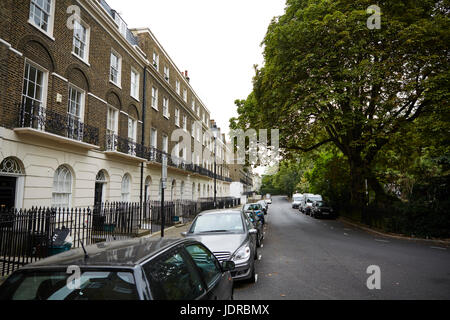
<box><xmin>232</xmin><ymin>243</ymin><xmax>251</xmax><ymax>264</ymax></box>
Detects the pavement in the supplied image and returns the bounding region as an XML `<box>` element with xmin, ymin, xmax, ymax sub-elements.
<box><xmin>234</xmin><ymin>195</ymin><xmax>450</xmax><ymax>300</ymax></box>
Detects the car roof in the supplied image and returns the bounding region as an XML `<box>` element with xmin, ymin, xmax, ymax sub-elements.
<box><xmin>198</xmin><ymin>209</ymin><xmax>242</xmax><ymax>216</ymax></box>
<box><xmin>20</xmin><ymin>237</ymin><xmax>196</xmax><ymax>270</ymax></box>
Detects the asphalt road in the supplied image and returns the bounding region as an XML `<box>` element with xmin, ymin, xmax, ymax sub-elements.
<box><xmin>234</xmin><ymin>196</ymin><xmax>450</xmax><ymax>300</ymax></box>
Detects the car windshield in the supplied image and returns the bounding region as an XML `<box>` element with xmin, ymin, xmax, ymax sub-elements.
<box><xmin>293</xmin><ymin>197</ymin><xmax>302</xmax><ymax>201</ymax></box>
<box><xmin>190</xmin><ymin>212</ymin><xmax>244</xmax><ymax>233</ymax></box>
<box><xmin>0</xmin><ymin>270</ymin><xmax>139</xmax><ymax>300</ymax></box>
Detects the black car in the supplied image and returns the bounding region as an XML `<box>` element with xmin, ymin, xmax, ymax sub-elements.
<box><xmin>0</xmin><ymin>237</ymin><xmax>235</xmax><ymax>300</ymax></box>
<box><xmin>311</xmin><ymin>201</ymin><xmax>335</xmax><ymax>219</ymax></box>
<box><xmin>257</xmin><ymin>200</ymin><xmax>269</xmax><ymax>215</ymax></box>
<box><xmin>243</xmin><ymin>210</ymin><xmax>264</xmax><ymax>247</ymax></box>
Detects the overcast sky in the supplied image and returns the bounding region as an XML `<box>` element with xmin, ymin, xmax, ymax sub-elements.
<box><xmin>107</xmin><ymin>0</ymin><xmax>286</xmax><ymax>136</ymax></box>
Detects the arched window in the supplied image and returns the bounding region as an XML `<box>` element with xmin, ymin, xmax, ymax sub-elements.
<box><xmin>180</xmin><ymin>181</ymin><xmax>185</xmax><ymax>200</ymax></box>
<box><xmin>121</xmin><ymin>174</ymin><xmax>131</xmax><ymax>202</ymax></box>
<box><xmin>145</xmin><ymin>176</ymin><xmax>152</xmax><ymax>202</ymax></box>
<box><xmin>52</xmin><ymin>165</ymin><xmax>72</xmax><ymax>208</ymax></box>
<box><xmin>0</xmin><ymin>157</ymin><xmax>24</xmax><ymax>175</ymax></box>
<box><xmin>171</xmin><ymin>180</ymin><xmax>176</xmax><ymax>201</ymax></box>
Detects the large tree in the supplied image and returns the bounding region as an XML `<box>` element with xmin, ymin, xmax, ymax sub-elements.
<box><xmin>231</xmin><ymin>0</ymin><xmax>449</xmax><ymax>219</ymax></box>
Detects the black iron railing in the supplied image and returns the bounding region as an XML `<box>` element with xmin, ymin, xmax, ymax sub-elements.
<box><xmin>0</xmin><ymin>198</ymin><xmax>240</xmax><ymax>277</ymax></box>
<box><xmin>18</xmin><ymin>102</ymin><xmax>99</xmax><ymax>146</ymax></box>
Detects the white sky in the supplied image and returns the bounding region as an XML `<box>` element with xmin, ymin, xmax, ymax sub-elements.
<box><xmin>107</xmin><ymin>0</ymin><xmax>286</xmax><ymax>137</ymax></box>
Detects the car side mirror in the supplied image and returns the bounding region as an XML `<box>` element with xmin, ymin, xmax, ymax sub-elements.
<box><xmin>181</xmin><ymin>232</ymin><xmax>188</xmax><ymax>237</ymax></box>
<box><xmin>249</xmin><ymin>228</ymin><xmax>258</xmax><ymax>234</ymax></box>
<box><xmin>221</xmin><ymin>260</ymin><xmax>235</xmax><ymax>272</ymax></box>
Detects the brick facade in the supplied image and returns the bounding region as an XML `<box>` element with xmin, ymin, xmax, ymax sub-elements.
<box><xmin>0</xmin><ymin>0</ymin><xmax>231</xmax><ymax>209</ymax></box>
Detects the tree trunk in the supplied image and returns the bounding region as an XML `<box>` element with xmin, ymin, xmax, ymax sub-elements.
<box><xmin>348</xmin><ymin>156</ymin><xmax>366</xmax><ymax>222</ymax></box>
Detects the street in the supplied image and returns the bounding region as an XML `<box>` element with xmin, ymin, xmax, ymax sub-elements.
<box><xmin>234</xmin><ymin>196</ymin><xmax>450</xmax><ymax>300</ymax></box>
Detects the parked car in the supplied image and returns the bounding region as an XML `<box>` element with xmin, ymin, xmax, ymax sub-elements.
<box><xmin>182</xmin><ymin>210</ymin><xmax>258</xmax><ymax>283</ymax></box>
<box><xmin>292</xmin><ymin>193</ymin><xmax>303</xmax><ymax>209</ymax></box>
<box><xmin>265</xmin><ymin>194</ymin><xmax>272</xmax><ymax>204</ymax></box>
<box><xmin>300</xmin><ymin>194</ymin><xmax>323</xmax><ymax>215</ymax></box>
<box><xmin>257</xmin><ymin>200</ymin><xmax>269</xmax><ymax>215</ymax></box>
<box><xmin>242</xmin><ymin>208</ymin><xmax>264</xmax><ymax>247</ymax></box>
<box><xmin>311</xmin><ymin>201</ymin><xmax>335</xmax><ymax>219</ymax></box>
<box><xmin>0</xmin><ymin>237</ymin><xmax>235</xmax><ymax>300</ymax></box>
<box><xmin>243</xmin><ymin>203</ymin><xmax>265</xmax><ymax>224</ymax></box>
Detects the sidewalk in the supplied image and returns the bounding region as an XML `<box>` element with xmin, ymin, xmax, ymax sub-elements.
<box><xmin>338</xmin><ymin>216</ymin><xmax>450</xmax><ymax>246</ymax></box>
<box><xmin>146</xmin><ymin>222</ymin><xmax>191</xmax><ymax>239</ymax></box>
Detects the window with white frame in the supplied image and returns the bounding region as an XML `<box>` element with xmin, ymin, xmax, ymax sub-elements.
<box><xmin>72</xmin><ymin>20</ymin><xmax>89</xmax><ymax>62</ymax></box>
<box><xmin>110</xmin><ymin>50</ymin><xmax>122</xmax><ymax>86</ymax></box>
<box><xmin>175</xmin><ymin>108</ymin><xmax>180</xmax><ymax>127</ymax></box>
<box><xmin>182</xmin><ymin>115</ymin><xmax>187</xmax><ymax>131</ymax></box>
<box><xmin>175</xmin><ymin>80</ymin><xmax>180</xmax><ymax>95</ymax></box>
<box><xmin>196</xmin><ymin>105</ymin><xmax>200</xmax><ymax>117</ymax></box>
<box><xmin>29</xmin><ymin>0</ymin><xmax>54</xmax><ymax>36</ymax></box>
<box><xmin>150</xmin><ymin>128</ymin><xmax>157</xmax><ymax>148</ymax></box>
<box><xmin>107</xmin><ymin>106</ymin><xmax>119</xmax><ymax>135</ymax></box>
<box><xmin>191</xmin><ymin>99</ymin><xmax>195</xmax><ymax>111</ymax></box>
<box><xmin>183</xmin><ymin>88</ymin><xmax>187</xmax><ymax>102</ymax></box>
<box><xmin>164</xmin><ymin>66</ymin><xmax>170</xmax><ymax>82</ymax></box>
<box><xmin>163</xmin><ymin>97</ymin><xmax>169</xmax><ymax>118</ymax></box>
<box><xmin>162</xmin><ymin>134</ymin><xmax>168</xmax><ymax>153</ymax></box>
<box><xmin>52</xmin><ymin>165</ymin><xmax>72</xmax><ymax>208</ymax></box>
<box><xmin>191</xmin><ymin>122</ymin><xmax>195</xmax><ymax>137</ymax></box>
<box><xmin>67</xmin><ymin>85</ymin><xmax>85</xmax><ymax>139</ymax></box>
<box><xmin>22</xmin><ymin>61</ymin><xmax>48</xmax><ymax>112</ymax></box>
<box><xmin>152</xmin><ymin>51</ymin><xmax>159</xmax><ymax>70</ymax></box>
<box><xmin>130</xmin><ymin>69</ymin><xmax>140</xmax><ymax>100</ymax></box>
<box><xmin>114</xmin><ymin>12</ymin><xmax>128</xmax><ymax>38</ymax></box>
<box><xmin>121</xmin><ymin>174</ymin><xmax>131</xmax><ymax>202</ymax></box>
<box><xmin>128</xmin><ymin>117</ymin><xmax>137</xmax><ymax>142</ymax></box>
<box><xmin>151</xmin><ymin>86</ymin><xmax>158</xmax><ymax>110</ymax></box>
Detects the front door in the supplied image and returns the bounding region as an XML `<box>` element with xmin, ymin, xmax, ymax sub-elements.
<box><xmin>94</xmin><ymin>182</ymin><xmax>103</xmax><ymax>207</ymax></box>
<box><xmin>0</xmin><ymin>176</ymin><xmax>16</xmax><ymax>210</ymax></box>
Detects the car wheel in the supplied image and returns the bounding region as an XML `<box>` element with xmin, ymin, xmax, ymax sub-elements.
<box><xmin>248</xmin><ymin>265</ymin><xmax>257</xmax><ymax>283</ymax></box>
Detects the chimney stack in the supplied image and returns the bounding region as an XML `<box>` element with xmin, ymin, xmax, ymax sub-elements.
<box><xmin>184</xmin><ymin>70</ymin><xmax>190</xmax><ymax>82</ymax></box>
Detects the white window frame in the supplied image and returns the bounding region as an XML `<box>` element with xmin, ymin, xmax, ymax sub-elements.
<box><xmin>175</xmin><ymin>108</ymin><xmax>180</xmax><ymax>127</ymax></box>
<box><xmin>152</xmin><ymin>51</ymin><xmax>159</xmax><ymax>70</ymax></box>
<box><xmin>150</xmin><ymin>128</ymin><xmax>157</xmax><ymax>148</ymax></box>
<box><xmin>52</xmin><ymin>165</ymin><xmax>73</xmax><ymax>208</ymax></box>
<box><xmin>151</xmin><ymin>86</ymin><xmax>158</xmax><ymax>110</ymax></box>
<box><xmin>110</xmin><ymin>50</ymin><xmax>122</xmax><ymax>88</ymax></box>
<box><xmin>67</xmin><ymin>84</ymin><xmax>85</xmax><ymax>123</ymax></box>
<box><xmin>183</xmin><ymin>88</ymin><xmax>187</xmax><ymax>102</ymax></box>
<box><xmin>162</xmin><ymin>134</ymin><xmax>169</xmax><ymax>153</ymax></box>
<box><xmin>28</xmin><ymin>0</ymin><xmax>56</xmax><ymax>40</ymax></box>
<box><xmin>107</xmin><ymin>105</ymin><xmax>119</xmax><ymax>135</ymax></box>
<box><xmin>72</xmin><ymin>19</ymin><xmax>90</xmax><ymax>64</ymax></box>
<box><xmin>162</xmin><ymin>97</ymin><xmax>169</xmax><ymax>118</ymax></box>
<box><xmin>121</xmin><ymin>174</ymin><xmax>131</xmax><ymax>202</ymax></box>
<box><xmin>130</xmin><ymin>68</ymin><xmax>140</xmax><ymax>101</ymax></box>
<box><xmin>22</xmin><ymin>59</ymin><xmax>49</xmax><ymax>112</ymax></box>
<box><xmin>164</xmin><ymin>65</ymin><xmax>170</xmax><ymax>82</ymax></box>
<box><xmin>182</xmin><ymin>115</ymin><xmax>187</xmax><ymax>131</ymax></box>
<box><xmin>175</xmin><ymin>80</ymin><xmax>180</xmax><ymax>95</ymax></box>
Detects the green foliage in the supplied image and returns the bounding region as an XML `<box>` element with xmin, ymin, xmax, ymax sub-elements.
<box><xmin>232</xmin><ymin>0</ymin><xmax>450</xmax><ymax>213</ymax></box>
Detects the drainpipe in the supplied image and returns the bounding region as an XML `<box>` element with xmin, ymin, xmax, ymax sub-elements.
<box><xmin>139</xmin><ymin>66</ymin><xmax>147</xmax><ymax>208</ymax></box>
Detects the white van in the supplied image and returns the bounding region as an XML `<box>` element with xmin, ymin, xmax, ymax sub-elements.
<box><xmin>300</xmin><ymin>194</ymin><xmax>322</xmax><ymax>214</ymax></box>
<box><xmin>292</xmin><ymin>193</ymin><xmax>303</xmax><ymax>208</ymax></box>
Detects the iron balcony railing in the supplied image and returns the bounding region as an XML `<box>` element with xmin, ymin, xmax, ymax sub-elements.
<box><xmin>105</xmin><ymin>133</ymin><xmax>232</xmax><ymax>182</ymax></box>
<box><xmin>18</xmin><ymin>102</ymin><xmax>99</xmax><ymax>146</ymax></box>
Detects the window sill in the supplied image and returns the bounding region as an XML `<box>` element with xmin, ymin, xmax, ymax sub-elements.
<box><xmin>163</xmin><ymin>115</ymin><xmax>170</xmax><ymax>120</ymax></box>
<box><xmin>151</xmin><ymin>105</ymin><xmax>159</xmax><ymax>111</ymax></box>
<box><xmin>72</xmin><ymin>52</ymin><xmax>91</xmax><ymax>67</ymax></box>
<box><xmin>131</xmin><ymin>95</ymin><xmax>140</xmax><ymax>103</ymax></box>
<box><xmin>28</xmin><ymin>20</ymin><xmax>55</xmax><ymax>41</ymax></box>
<box><xmin>109</xmin><ymin>80</ymin><xmax>122</xmax><ymax>90</ymax></box>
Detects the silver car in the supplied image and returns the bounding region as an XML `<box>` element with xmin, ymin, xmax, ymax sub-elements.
<box><xmin>182</xmin><ymin>210</ymin><xmax>258</xmax><ymax>283</ymax></box>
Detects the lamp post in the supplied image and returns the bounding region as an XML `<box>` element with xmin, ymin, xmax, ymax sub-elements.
<box><xmin>211</xmin><ymin>124</ymin><xmax>219</xmax><ymax>208</ymax></box>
